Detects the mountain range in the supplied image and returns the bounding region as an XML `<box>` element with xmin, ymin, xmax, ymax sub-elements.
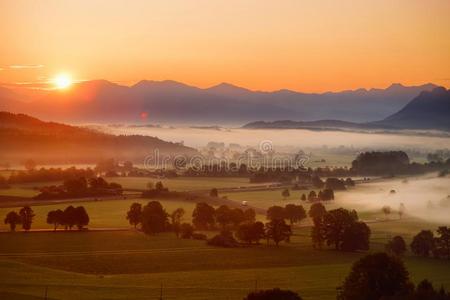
<box><xmin>244</xmin><ymin>87</ymin><xmax>450</xmax><ymax>131</ymax></box>
<box><xmin>0</xmin><ymin>80</ymin><xmax>439</xmax><ymax>125</ymax></box>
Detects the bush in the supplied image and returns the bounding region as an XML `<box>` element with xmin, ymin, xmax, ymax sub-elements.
<box><xmin>208</xmin><ymin>230</ymin><xmax>239</xmax><ymax>248</ymax></box>
<box><xmin>244</xmin><ymin>288</ymin><xmax>302</xmax><ymax>300</ymax></box>
<box><xmin>180</xmin><ymin>223</ymin><xmax>194</xmax><ymax>239</ymax></box>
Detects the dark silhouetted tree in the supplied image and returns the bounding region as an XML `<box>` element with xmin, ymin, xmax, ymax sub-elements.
<box><xmin>63</xmin><ymin>205</ymin><xmax>77</xmax><ymax>230</ymax></box>
<box><xmin>4</xmin><ymin>211</ymin><xmax>21</xmax><ymax>231</ymax></box>
<box><xmin>282</xmin><ymin>189</ymin><xmax>290</xmax><ymax>199</ymax></box>
<box><xmin>236</xmin><ymin>221</ymin><xmax>265</xmax><ymax>244</ymax></box>
<box><xmin>341</xmin><ymin>221</ymin><xmax>371</xmax><ymax>251</ymax></box>
<box><xmin>308</xmin><ymin>202</ymin><xmax>326</xmax><ymax>222</ymax></box>
<box><xmin>192</xmin><ymin>202</ymin><xmax>215</xmax><ymax>230</ymax></box>
<box><xmin>386</xmin><ymin>236</ymin><xmax>407</xmax><ymax>256</ymax></box>
<box><xmin>337</xmin><ymin>252</ymin><xmax>413</xmax><ymax>300</ymax></box>
<box><xmin>266</xmin><ymin>205</ymin><xmax>285</xmax><ymax>221</ymax></box>
<box><xmin>322</xmin><ymin>208</ymin><xmax>359</xmax><ymax>250</ymax></box>
<box><xmin>265</xmin><ymin>219</ymin><xmax>291</xmax><ymax>246</ymax></box>
<box><xmin>170</xmin><ymin>207</ymin><xmax>185</xmax><ymax>237</ymax></box>
<box><xmin>243</xmin><ymin>208</ymin><xmax>256</xmax><ymax>223</ymax></box>
<box><xmin>411</xmin><ymin>230</ymin><xmax>435</xmax><ymax>257</ymax></box>
<box><xmin>126</xmin><ymin>202</ymin><xmax>142</xmax><ymax>228</ymax></box>
<box><xmin>284</xmin><ymin>204</ymin><xmax>306</xmax><ymax>225</ymax></box>
<box><xmin>180</xmin><ymin>223</ymin><xmax>194</xmax><ymax>239</ymax></box>
<box><xmin>19</xmin><ymin>206</ymin><xmax>35</xmax><ymax>231</ymax></box>
<box><xmin>301</xmin><ymin>193</ymin><xmax>306</xmax><ymax>201</ymax></box>
<box><xmin>209</xmin><ymin>188</ymin><xmax>218</xmax><ymax>197</ymax></box>
<box><xmin>47</xmin><ymin>209</ymin><xmax>64</xmax><ymax>230</ymax></box>
<box><xmin>74</xmin><ymin>206</ymin><xmax>89</xmax><ymax>230</ymax></box>
<box><xmin>141</xmin><ymin>201</ymin><xmax>168</xmax><ymax>234</ymax></box>
<box><xmin>382</xmin><ymin>205</ymin><xmax>392</xmax><ymax>219</ymax></box>
<box><xmin>435</xmin><ymin>226</ymin><xmax>450</xmax><ymax>259</ymax></box>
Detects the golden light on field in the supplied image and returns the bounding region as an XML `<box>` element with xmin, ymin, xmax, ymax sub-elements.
<box><xmin>53</xmin><ymin>74</ymin><xmax>72</xmax><ymax>89</ymax></box>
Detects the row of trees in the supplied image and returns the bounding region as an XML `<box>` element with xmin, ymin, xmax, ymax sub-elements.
<box><xmin>46</xmin><ymin>206</ymin><xmax>90</xmax><ymax>230</ymax></box>
<box><xmin>300</xmin><ymin>188</ymin><xmax>335</xmax><ymax>202</ymax></box>
<box><xmin>4</xmin><ymin>206</ymin><xmax>35</xmax><ymax>231</ymax></box>
<box><xmin>8</xmin><ymin>166</ymin><xmax>96</xmax><ymax>184</ymax></box>
<box><xmin>35</xmin><ymin>176</ymin><xmax>122</xmax><ymax>200</ymax></box>
<box><xmin>3</xmin><ymin>205</ymin><xmax>90</xmax><ymax>231</ymax></box>
<box><xmin>410</xmin><ymin>227</ymin><xmax>450</xmax><ymax>259</ymax></box>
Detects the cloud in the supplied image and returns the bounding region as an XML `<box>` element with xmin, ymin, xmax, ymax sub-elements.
<box><xmin>8</xmin><ymin>64</ymin><xmax>44</xmax><ymax>69</ymax></box>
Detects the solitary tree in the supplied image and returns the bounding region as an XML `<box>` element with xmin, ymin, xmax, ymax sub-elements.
<box><xmin>337</xmin><ymin>252</ymin><xmax>413</xmax><ymax>300</ymax></box>
<box><xmin>308</xmin><ymin>190</ymin><xmax>317</xmax><ymax>201</ymax></box>
<box><xmin>282</xmin><ymin>189</ymin><xmax>290</xmax><ymax>199</ymax></box>
<box><xmin>398</xmin><ymin>203</ymin><xmax>406</xmax><ymax>219</ymax></box>
<box><xmin>308</xmin><ymin>202</ymin><xmax>326</xmax><ymax>222</ymax></box>
<box><xmin>209</xmin><ymin>188</ymin><xmax>218</xmax><ymax>197</ymax></box>
<box><xmin>4</xmin><ymin>211</ymin><xmax>21</xmax><ymax>231</ymax></box>
<box><xmin>19</xmin><ymin>206</ymin><xmax>35</xmax><ymax>231</ymax></box>
<box><xmin>300</xmin><ymin>193</ymin><xmax>306</xmax><ymax>201</ymax></box>
<box><xmin>386</xmin><ymin>235</ymin><xmax>407</xmax><ymax>256</ymax></box>
<box><xmin>126</xmin><ymin>202</ymin><xmax>142</xmax><ymax>228</ymax></box>
<box><xmin>382</xmin><ymin>205</ymin><xmax>392</xmax><ymax>219</ymax></box>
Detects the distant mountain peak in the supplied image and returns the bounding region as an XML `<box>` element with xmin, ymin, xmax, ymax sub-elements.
<box><xmin>206</xmin><ymin>82</ymin><xmax>252</xmax><ymax>94</ymax></box>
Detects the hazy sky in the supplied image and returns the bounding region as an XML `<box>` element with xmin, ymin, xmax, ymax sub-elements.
<box><xmin>1</xmin><ymin>0</ymin><xmax>449</xmax><ymax>92</ymax></box>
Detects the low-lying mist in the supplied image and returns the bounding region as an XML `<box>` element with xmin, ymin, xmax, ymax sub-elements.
<box><xmin>336</xmin><ymin>173</ymin><xmax>450</xmax><ymax>224</ymax></box>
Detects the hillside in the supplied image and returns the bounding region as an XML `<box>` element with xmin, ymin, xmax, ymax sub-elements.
<box><xmin>372</xmin><ymin>87</ymin><xmax>450</xmax><ymax>130</ymax></box>
<box><xmin>0</xmin><ymin>112</ymin><xmax>197</xmax><ymax>165</ymax></box>
<box><xmin>0</xmin><ymin>81</ymin><xmax>437</xmax><ymax>124</ymax></box>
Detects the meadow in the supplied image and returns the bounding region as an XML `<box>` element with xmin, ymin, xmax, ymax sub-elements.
<box><xmin>0</xmin><ymin>222</ymin><xmax>449</xmax><ymax>300</ymax></box>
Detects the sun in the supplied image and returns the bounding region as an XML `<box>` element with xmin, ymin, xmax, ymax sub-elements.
<box><xmin>53</xmin><ymin>74</ymin><xmax>72</xmax><ymax>89</ymax></box>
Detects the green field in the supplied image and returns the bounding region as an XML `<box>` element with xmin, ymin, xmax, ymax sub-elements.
<box><xmin>0</xmin><ymin>198</ymin><xmax>199</xmax><ymax>230</ymax></box>
<box><xmin>0</xmin><ymin>224</ymin><xmax>449</xmax><ymax>300</ymax></box>
<box><xmin>105</xmin><ymin>176</ymin><xmax>259</xmax><ymax>191</ymax></box>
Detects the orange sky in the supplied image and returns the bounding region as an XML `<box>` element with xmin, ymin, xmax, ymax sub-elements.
<box><xmin>0</xmin><ymin>0</ymin><xmax>449</xmax><ymax>92</ymax></box>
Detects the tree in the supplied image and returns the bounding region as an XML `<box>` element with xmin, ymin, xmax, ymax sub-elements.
<box><xmin>308</xmin><ymin>202</ymin><xmax>326</xmax><ymax>222</ymax></box>
<box><xmin>301</xmin><ymin>193</ymin><xmax>306</xmax><ymax>201</ymax></box>
<box><xmin>398</xmin><ymin>203</ymin><xmax>406</xmax><ymax>219</ymax></box>
<box><xmin>435</xmin><ymin>226</ymin><xmax>450</xmax><ymax>259</ymax></box>
<box><xmin>266</xmin><ymin>205</ymin><xmax>285</xmax><ymax>221</ymax></box>
<box><xmin>382</xmin><ymin>205</ymin><xmax>392</xmax><ymax>219</ymax></box>
<box><xmin>62</xmin><ymin>205</ymin><xmax>77</xmax><ymax>229</ymax></box>
<box><xmin>321</xmin><ymin>189</ymin><xmax>334</xmax><ymax>201</ymax></box>
<box><xmin>386</xmin><ymin>236</ymin><xmax>407</xmax><ymax>256</ymax></box>
<box><xmin>244</xmin><ymin>288</ymin><xmax>302</xmax><ymax>300</ymax></box>
<box><xmin>341</xmin><ymin>221</ymin><xmax>371</xmax><ymax>251</ymax></box>
<box><xmin>337</xmin><ymin>252</ymin><xmax>413</xmax><ymax>300</ymax></box>
<box><xmin>146</xmin><ymin>181</ymin><xmax>154</xmax><ymax>190</ymax></box>
<box><xmin>411</xmin><ymin>230</ymin><xmax>435</xmax><ymax>257</ymax></box>
<box><xmin>284</xmin><ymin>204</ymin><xmax>306</xmax><ymax>225</ymax></box>
<box><xmin>308</xmin><ymin>190</ymin><xmax>317</xmax><ymax>201</ymax></box>
<box><xmin>4</xmin><ymin>211</ymin><xmax>21</xmax><ymax>231</ymax></box>
<box><xmin>126</xmin><ymin>202</ymin><xmax>142</xmax><ymax>228</ymax></box>
<box><xmin>170</xmin><ymin>208</ymin><xmax>185</xmax><ymax>237</ymax></box>
<box><xmin>155</xmin><ymin>181</ymin><xmax>164</xmax><ymax>191</ymax></box>
<box><xmin>322</xmin><ymin>208</ymin><xmax>359</xmax><ymax>250</ymax></box>
<box><xmin>282</xmin><ymin>189</ymin><xmax>290</xmax><ymax>199</ymax></box>
<box><xmin>243</xmin><ymin>208</ymin><xmax>256</xmax><ymax>223</ymax></box>
<box><xmin>179</xmin><ymin>223</ymin><xmax>194</xmax><ymax>239</ymax></box>
<box><xmin>265</xmin><ymin>219</ymin><xmax>291</xmax><ymax>246</ymax></box>
<box><xmin>215</xmin><ymin>205</ymin><xmax>233</xmax><ymax>228</ymax></box>
<box><xmin>209</xmin><ymin>188</ymin><xmax>218</xmax><ymax>197</ymax></box>
<box><xmin>236</xmin><ymin>221</ymin><xmax>265</xmax><ymax>244</ymax></box>
<box><xmin>141</xmin><ymin>201</ymin><xmax>168</xmax><ymax>234</ymax></box>
<box><xmin>74</xmin><ymin>206</ymin><xmax>89</xmax><ymax>230</ymax></box>
<box><xmin>192</xmin><ymin>202</ymin><xmax>215</xmax><ymax>230</ymax></box>
<box><xmin>230</xmin><ymin>208</ymin><xmax>246</xmax><ymax>227</ymax></box>
<box><xmin>47</xmin><ymin>209</ymin><xmax>64</xmax><ymax>230</ymax></box>
<box><xmin>19</xmin><ymin>206</ymin><xmax>35</xmax><ymax>231</ymax></box>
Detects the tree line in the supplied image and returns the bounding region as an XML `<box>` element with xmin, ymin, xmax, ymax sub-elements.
<box><xmin>4</xmin><ymin>205</ymin><xmax>90</xmax><ymax>231</ymax></box>
<box><xmin>34</xmin><ymin>176</ymin><xmax>122</xmax><ymax>200</ymax></box>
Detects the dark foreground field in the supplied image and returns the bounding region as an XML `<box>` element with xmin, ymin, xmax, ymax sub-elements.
<box><xmin>0</xmin><ymin>224</ymin><xmax>449</xmax><ymax>300</ymax></box>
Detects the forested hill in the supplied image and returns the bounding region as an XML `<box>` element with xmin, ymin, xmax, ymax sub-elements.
<box><xmin>0</xmin><ymin>111</ymin><xmax>197</xmax><ymax>164</ymax></box>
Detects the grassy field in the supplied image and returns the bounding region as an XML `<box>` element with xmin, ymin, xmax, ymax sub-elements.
<box><xmin>0</xmin><ymin>223</ymin><xmax>449</xmax><ymax>300</ymax></box>
<box><xmin>0</xmin><ymin>198</ymin><xmax>199</xmax><ymax>230</ymax></box>
<box><xmin>105</xmin><ymin>176</ymin><xmax>258</xmax><ymax>191</ymax></box>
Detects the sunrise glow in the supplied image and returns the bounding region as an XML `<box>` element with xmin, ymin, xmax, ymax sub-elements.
<box><xmin>53</xmin><ymin>74</ymin><xmax>72</xmax><ymax>89</ymax></box>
